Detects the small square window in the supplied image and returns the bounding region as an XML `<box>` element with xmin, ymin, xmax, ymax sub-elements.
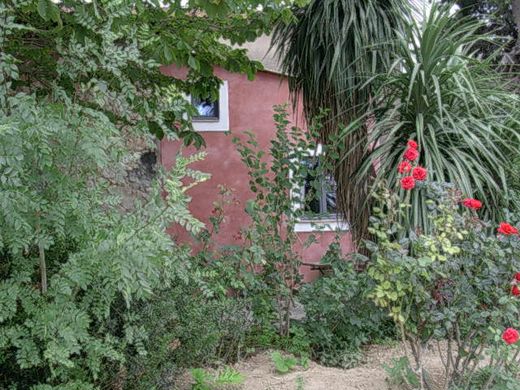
<box><xmin>188</xmin><ymin>81</ymin><xmax>229</xmax><ymax>131</ymax></box>
<box><xmin>191</xmin><ymin>97</ymin><xmax>220</xmax><ymax>121</ymax></box>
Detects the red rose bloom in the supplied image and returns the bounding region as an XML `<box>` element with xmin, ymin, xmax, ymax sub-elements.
<box><xmin>407</xmin><ymin>140</ymin><xmax>418</xmax><ymax>149</ymax></box>
<box><xmin>412</xmin><ymin>166</ymin><xmax>427</xmax><ymax>181</ymax></box>
<box><xmin>497</xmin><ymin>222</ymin><xmax>519</xmax><ymax>236</ymax></box>
<box><xmin>502</xmin><ymin>328</ymin><xmax>520</xmax><ymax>345</ymax></box>
<box><xmin>515</xmin><ymin>273</ymin><xmax>520</xmax><ymax>282</ymax></box>
<box><xmin>462</xmin><ymin>198</ymin><xmax>482</xmax><ymax>210</ymax></box>
<box><xmin>512</xmin><ymin>285</ymin><xmax>520</xmax><ymax>296</ymax></box>
<box><xmin>403</xmin><ymin>147</ymin><xmax>419</xmax><ymax>162</ymax></box>
<box><xmin>400</xmin><ymin>176</ymin><xmax>415</xmax><ymax>191</ymax></box>
<box><xmin>398</xmin><ymin>161</ymin><xmax>412</xmax><ymax>174</ymax></box>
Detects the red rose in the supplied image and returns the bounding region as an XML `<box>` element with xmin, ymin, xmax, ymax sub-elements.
<box><xmin>497</xmin><ymin>222</ymin><xmax>519</xmax><ymax>236</ymax></box>
<box><xmin>512</xmin><ymin>285</ymin><xmax>520</xmax><ymax>296</ymax></box>
<box><xmin>502</xmin><ymin>328</ymin><xmax>520</xmax><ymax>345</ymax></box>
<box><xmin>407</xmin><ymin>140</ymin><xmax>418</xmax><ymax>149</ymax></box>
<box><xmin>398</xmin><ymin>161</ymin><xmax>412</xmax><ymax>174</ymax></box>
<box><xmin>515</xmin><ymin>273</ymin><xmax>520</xmax><ymax>282</ymax></box>
<box><xmin>400</xmin><ymin>176</ymin><xmax>415</xmax><ymax>190</ymax></box>
<box><xmin>462</xmin><ymin>198</ymin><xmax>482</xmax><ymax>210</ymax></box>
<box><xmin>412</xmin><ymin>166</ymin><xmax>427</xmax><ymax>181</ymax></box>
<box><xmin>403</xmin><ymin>148</ymin><xmax>419</xmax><ymax>162</ymax></box>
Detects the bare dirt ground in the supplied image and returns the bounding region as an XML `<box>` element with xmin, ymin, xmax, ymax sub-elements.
<box><xmin>230</xmin><ymin>343</ymin><xmax>447</xmax><ymax>390</ymax></box>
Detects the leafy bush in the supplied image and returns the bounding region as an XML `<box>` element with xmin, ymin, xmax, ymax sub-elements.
<box><xmin>124</xmin><ymin>285</ymin><xmax>254</xmax><ymax>389</ymax></box>
<box><xmin>298</xmin><ymin>240</ymin><xmax>395</xmax><ymax>368</ymax></box>
<box><xmin>190</xmin><ymin>367</ymin><xmax>244</xmax><ymax>390</ymax></box>
<box><xmin>271</xmin><ymin>351</ymin><xmax>298</xmax><ymax>374</ymax></box>
<box><xmin>231</xmin><ymin>105</ymin><xmax>327</xmax><ymax>337</ymax></box>
<box><xmin>366</xmin><ymin>176</ymin><xmax>520</xmax><ymax>389</ymax></box>
<box><xmin>0</xmin><ymin>96</ymin><xmax>207</xmax><ymax>389</ymax></box>
<box><xmin>383</xmin><ymin>356</ymin><xmax>420</xmax><ymax>389</ymax></box>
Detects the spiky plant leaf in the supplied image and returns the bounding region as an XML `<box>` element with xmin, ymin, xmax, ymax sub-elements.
<box><xmin>273</xmin><ymin>0</ymin><xmax>406</xmax><ymax>244</ymax></box>
<box><xmin>342</xmin><ymin>3</ymin><xmax>520</xmax><ymax>232</ymax></box>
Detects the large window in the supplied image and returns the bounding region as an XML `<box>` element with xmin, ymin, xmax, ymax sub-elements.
<box><xmin>292</xmin><ymin>149</ymin><xmax>348</xmax><ymax>232</ymax></box>
<box><xmin>301</xmin><ymin>157</ymin><xmax>337</xmax><ymax>218</ymax></box>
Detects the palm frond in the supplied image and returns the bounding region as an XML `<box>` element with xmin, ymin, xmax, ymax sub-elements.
<box><xmin>273</xmin><ymin>0</ymin><xmax>406</xmax><ymax>244</ymax></box>
<box><xmin>342</xmin><ymin>2</ymin><xmax>520</xmax><ymax>232</ymax></box>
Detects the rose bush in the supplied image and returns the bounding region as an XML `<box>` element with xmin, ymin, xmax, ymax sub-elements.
<box><xmin>365</xmin><ymin>178</ymin><xmax>520</xmax><ymax>389</ymax></box>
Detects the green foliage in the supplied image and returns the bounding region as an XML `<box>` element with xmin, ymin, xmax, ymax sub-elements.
<box><xmin>295</xmin><ymin>375</ymin><xmax>305</xmax><ymax>390</ymax></box>
<box><xmin>366</xmin><ymin>181</ymin><xmax>520</xmax><ymax>389</ymax></box>
<box><xmin>1</xmin><ymin>0</ymin><xmax>298</xmax><ymax>145</ymax></box>
<box><xmin>231</xmin><ymin>105</ymin><xmax>325</xmax><ymax>337</ymax></box>
<box><xmin>343</xmin><ymin>3</ymin><xmax>520</xmax><ymax>232</ymax></box>
<box><xmin>124</xmin><ymin>285</ymin><xmax>253</xmax><ymax>389</ymax></box>
<box><xmin>0</xmin><ymin>94</ymin><xmax>207</xmax><ymax>388</ymax></box>
<box><xmin>461</xmin><ymin>365</ymin><xmax>520</xmax><ymax>390</ymax></box>
<box><xmin>0</xmin><ymin>1</ymin><xmax>301</xmax><ymax>388</ymax></box>
<box><xmin>298</xmin><ymin>240</ymin><xmax>395</xmax><ymax>368</ymax></box>
<box><xmin>271</xmin><ymin>351</ymin><xmax>297</xmax><ymax>374</ymax></box>
<box><xmin>272</xmin><ymin>0</ymin><xmax>406</xmax><ymax>243</ymax></box>
<box><xmin>445</xmin><ymin>0</ymin><xmax>517</xmax><ymax>61</ymax></box>
<box><xmin>191</xmin><ymin>367</ymin><xmax>245</xmax><ymax>390</ymax></box>
<box><xmin>383</xmin><ymin>356</ymin><xmax>419</xmax><ymax>388</ymax></box>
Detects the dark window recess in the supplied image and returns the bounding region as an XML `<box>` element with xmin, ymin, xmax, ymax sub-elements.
<box><xmin>302</xmin><ymin>157</ymin><xmax>337</xmax><ymax>217</ymax></box>
<box><xmin>191</xmin><ymin>96</ymin><xmax>219</xmax><ymax>121</ymax></box>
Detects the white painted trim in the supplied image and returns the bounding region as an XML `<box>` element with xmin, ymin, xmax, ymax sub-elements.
<box><xmin>192</xmin><ymin>81</ymin><xmax>229</xmax><ymax>132</ymax></box>
<box><xmin>294</xmin><ymin>219</ymin><xmax>350</xmax><ymax>233</ymax></box>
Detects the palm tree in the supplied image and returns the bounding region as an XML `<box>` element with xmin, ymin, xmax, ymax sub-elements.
<box><xmin>272</xmin><ymin>0</ymin><xmax>405</xmax><ymax>245</ymax></box>
<box><xmin>342</xmin><ymin>3</ymin><xmax>520</xmax><ymax>231</ymax></box>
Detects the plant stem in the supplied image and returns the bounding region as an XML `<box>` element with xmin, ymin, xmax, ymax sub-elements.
<box><xmin>483</xmin><ymin>358</ymin><xmax>503</xmax><ymax>390</ymax></box>
<box><xmin>39</xmin><ymin>242</ymin><xmax>47</xmax><ymax>294</ymax></box>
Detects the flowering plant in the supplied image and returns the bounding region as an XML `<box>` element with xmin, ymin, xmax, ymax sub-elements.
<box><xmin>365</xmin><ymin>180</ymin><xmax>520</xmax><ymax>389</ymax></box>
<box><xmin>397</xmin><ymin>140</ymin><xmax>427</xmax><ymax>191</ymax></box>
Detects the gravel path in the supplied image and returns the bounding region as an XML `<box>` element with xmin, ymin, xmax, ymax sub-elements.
<box><xmin>231</xmin><ymin>343</ymin><xmax>447</xmax><ymax>390</ymax></box>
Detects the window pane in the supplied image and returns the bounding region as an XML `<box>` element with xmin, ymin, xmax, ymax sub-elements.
<box><xmin>302</xmin><ymin>158</ymin><xmax>321</xmax><ymax>214</ymax></box>
<box><xmin>192</xmin><ymin>97</ymin><xmax>219</xmax><ymax>120</ymax></box>
<box><xmin>299</xmin><ymin>156</ymin><xmax>338</xmax><ymax>217</ymax></box>
<box><xmin>323</xmin><ymin>173</ymin><xmax>337</xmax><ymax>214</ymax></box>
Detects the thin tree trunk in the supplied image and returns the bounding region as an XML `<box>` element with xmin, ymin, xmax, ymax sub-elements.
<box><xmin>39</xmin><ymin>242</ymin><xmax>47</xmax><ymax>294</ymax></box>
<box><xmin>512</xmin><ymin>0</ymin><xmax>520</xmax><ymax>36</ymax></box>
<box><xmin>510</xmin><ymin>0</ymin><xmax>520</xmax><ymax>60</ymax></box>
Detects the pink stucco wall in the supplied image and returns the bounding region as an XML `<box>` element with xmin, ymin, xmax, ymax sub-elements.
<box><xmin>160</xmin><ymin>66</ymin><xmax>353</xmax><ymax>281</ymax></box>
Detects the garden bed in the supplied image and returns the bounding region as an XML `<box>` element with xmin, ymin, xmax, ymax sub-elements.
<box><xmin>179</xmin><ymin>343</ymin><xmax>449</xmax><ymax>390</ymax></box>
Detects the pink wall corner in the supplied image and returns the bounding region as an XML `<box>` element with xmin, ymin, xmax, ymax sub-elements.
<box><xmin>160</xmin><ymin>66</ymin><xmax>354</xmax><ymax>281</ymax></box>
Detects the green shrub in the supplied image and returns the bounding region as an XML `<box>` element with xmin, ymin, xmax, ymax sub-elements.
<box><xmin>124</xmin><ymin>285</ymin><xmax>254</xmax><ymax>389</ymax></box>
<box><xmin>298</xmin><ymin>240</ymin><xmax>395</xmax><ymax>368</ymax></box>
<box><xmin>231</xmin><ymin>105</ymin><xmax>328</xmax><ymax>337</ymax></box>
<box><xmin>232</xmin><ymin>107</ymin><xmax>307</xmax><ymax>337</ymax></box>
<box><xmin>190</xmin><ymin>367</ymin><xmax>244</xmax><ymax>390</ymax></box>
<box><xmin>0</xmin><ymin>97</ymin><xmax>207</xmax><ymax>389</ymax></box>
<box><xmin>271</xmin><ymin>351</ymin><xmax>297</xmax><ymax>374</ymax></box>
<box><xmin>367</xmin><ymin>179</ymin><xmax>520</xmax><ymax>389</ymax></box>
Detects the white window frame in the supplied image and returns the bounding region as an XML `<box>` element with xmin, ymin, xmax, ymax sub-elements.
<box><xmin>190</xmin><ymin>81</ymin><xmax>229</xmax><ymax>132</ymax></box>
<box><xmin>291</xmin><ymin>144</ymin><xmax>349</xmax><ymax>233</ymax></box>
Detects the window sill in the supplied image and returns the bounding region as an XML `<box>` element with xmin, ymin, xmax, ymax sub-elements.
<box><xmin>294</xmin><ymin>219</ymin><xmax>350</xmax><ymax>233</ymax></box>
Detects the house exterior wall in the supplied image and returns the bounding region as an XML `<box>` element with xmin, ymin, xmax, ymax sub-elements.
<box><xmin>160</xmin><ymin>66</ymin><xmax>353</xmax><ymax>281</ymax></box>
